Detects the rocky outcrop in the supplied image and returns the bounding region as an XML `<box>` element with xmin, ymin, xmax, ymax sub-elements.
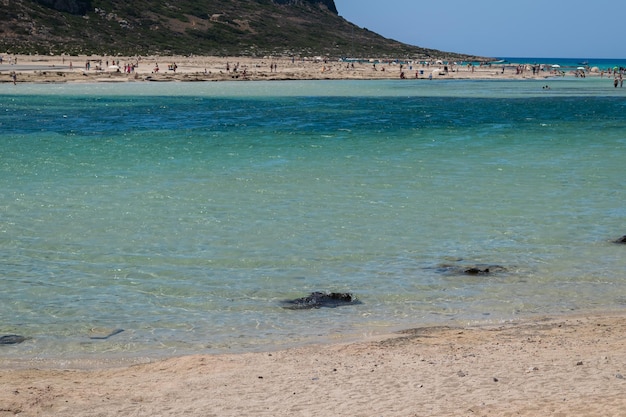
<box><xmin>283</xmin><ymin>292</ymin><xmax>361</xmax><ymax>309</ymax></box>
<box><xmin>0</xmin><ymin>335</ymin><xmax>28</xmax><ymax>345</ymax></box>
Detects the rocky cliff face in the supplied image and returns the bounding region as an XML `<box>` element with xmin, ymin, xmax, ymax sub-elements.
<box><xmin>272</xmin><ymin>0</ymin><xmax>338</xmax><ymax>14</ymax></box>
<box><xmin>32</xmin><ymin>0</ymin><xmax>338</xmax><ymax>16</ymax></box>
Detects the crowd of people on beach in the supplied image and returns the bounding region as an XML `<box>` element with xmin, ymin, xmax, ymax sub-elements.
<box><xmin>2</xmin><ymin>54</ymin><xmax>626</xmax><ymax>86</ymax></box>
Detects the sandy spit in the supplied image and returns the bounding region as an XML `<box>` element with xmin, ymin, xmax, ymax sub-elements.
<box><xmin>0</xmin><ymin>54</ymin><xmax>583</xmax><ymax>84</ymax></box>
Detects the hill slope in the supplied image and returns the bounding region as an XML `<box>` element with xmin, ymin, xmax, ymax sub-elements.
<box><xmin>0</xmin><ymin>0</ymin><xmax>486</xmax><ymax>60</ymax></box>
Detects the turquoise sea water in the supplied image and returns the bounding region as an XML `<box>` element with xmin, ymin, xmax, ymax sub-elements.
<box><xmin>1</xmin><ymin>78</ymin><xmax>626</xmax><ymax>364</ymax></box>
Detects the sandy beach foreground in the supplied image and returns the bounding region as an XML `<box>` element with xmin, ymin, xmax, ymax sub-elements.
<box><xmin>2</xmin><ymin>313</ymin><xmax>626</xmax><ymax>416</ymax></box>
<box><xmin>0</xmin><ymin>54</ymin><xmax>605</xmax><ymax>83</ymax></box>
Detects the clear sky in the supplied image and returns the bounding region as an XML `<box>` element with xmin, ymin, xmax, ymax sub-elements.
<box><xmin>334</xmin><ymin>0</ymin><xmax>626</xmax><ymax>59</ymax></box>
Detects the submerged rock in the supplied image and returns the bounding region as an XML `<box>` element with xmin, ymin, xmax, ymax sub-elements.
<box><xmin>434</xmin><ymin>263</ymin><xmax>508</xmax><ymax>276</ymax></box>
<box><xmin>463</xmin><ymin>265</ymin><xmax>507</xmax><ymax>275</ymax></box>
<box><xmin>283</xmin><ymin>292</ymin><xmax>361</xmax><ymax>310</ymax></box>
<box><xmin>88</xmin><ymin>328</ymin><xmax>124</xmax><ymax>340</ymax></box>
<box><xmin>0</xmin><ymin>335</ymin><xmax>27</xmax><ymax>345</ymax></box>
<box><xmin>615</xmin><ymin>235</ymin><xmax>626</xmax><ymax>244</ymax></box>
<box><xmin>464</xmin><ymin>267</ymin><xmax>497</xmax><ymax>275</ymax></box>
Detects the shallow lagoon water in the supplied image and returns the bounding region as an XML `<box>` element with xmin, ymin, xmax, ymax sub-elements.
<box><xmin>1</xmin><ymin>78</ymin><xmax>626</xmax><ymax>362</ymax></box>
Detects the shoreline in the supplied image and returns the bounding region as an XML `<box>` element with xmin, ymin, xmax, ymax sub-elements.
<box><xmin>0</xmin><ymin>54</ymin><xmax>617</xmax><ymax>84</ymax></box>
<box><xmin>2</xmin><ymin>310</ymin><xmax>626</xmax><ymax>416</ymax></box>
<box><xmin>1</xmin><ymin>308</ymin><xmax>625</xmax><ymax>369</ymax></box>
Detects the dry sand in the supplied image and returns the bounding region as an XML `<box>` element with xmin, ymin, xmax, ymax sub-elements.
<box><xmin>0</xmin><ymin>54</ymin><xmax>591</xmax><ymax>83</ymax></box>
<box><xmin>2</xmin><ymin>313</ymin><xmax>626</xmax><ymax>416</ymax></box>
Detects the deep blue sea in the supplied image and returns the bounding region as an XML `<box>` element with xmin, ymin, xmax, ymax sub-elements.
<box><xmin>1</xmin><ymin>77</ymin><xmax>626</xmax><ymax>365</ymax></box>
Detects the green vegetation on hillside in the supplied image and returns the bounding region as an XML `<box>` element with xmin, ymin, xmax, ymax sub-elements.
<box><xmin>0</xmin><ymin>0</ymin><xmax>486</xmax><ymax>60</ymax></box>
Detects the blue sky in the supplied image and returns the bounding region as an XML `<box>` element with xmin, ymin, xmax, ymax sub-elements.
<box><xmin>334</xmin><ymin>0</ymin><xmax>626</xmax><ymax>58</ymax></box>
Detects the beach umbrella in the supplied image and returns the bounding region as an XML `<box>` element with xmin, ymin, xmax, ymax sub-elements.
<box><xmin>109</xmin><ymin>65</ymin><xmax>119</xmax><ymax>70</ymax></box>
<box><xmin>577</xmin><ymin>67</ymin><xmax>585</xmax><ymax>70</ymax></box>
<box><xmin>551</xmin><ymin>64</ymin><xmax>560</xmax><ymax>68</ymax></box>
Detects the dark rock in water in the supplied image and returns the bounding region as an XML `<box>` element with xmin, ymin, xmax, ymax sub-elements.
<box><xmin>464</xmin><ymin>267</ymin><xmax>492</xmax><ymax>275</ymax></box>
<box><xmin>615</xmin><ymin>235</ymin><xmax>626</xmax><ymax>244</ymax></box>
<box><xmin>0</xmin><ymin>335</ymin><xmax>27</xmax><ymax>345</ymax></box>
<box><xmin>283</xmin><ymin>292</ymin><xmax>361</xmax><ymax>310</ymax></box>
<box><xmin>433</xmin><ymin>263</ymin><xmax>508</xmax><ymax>276</ymax></box>
<box><xmin>463</xmin><ymin>265</ymin><xmax>507</xmax><ymax>275</ymax></box>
